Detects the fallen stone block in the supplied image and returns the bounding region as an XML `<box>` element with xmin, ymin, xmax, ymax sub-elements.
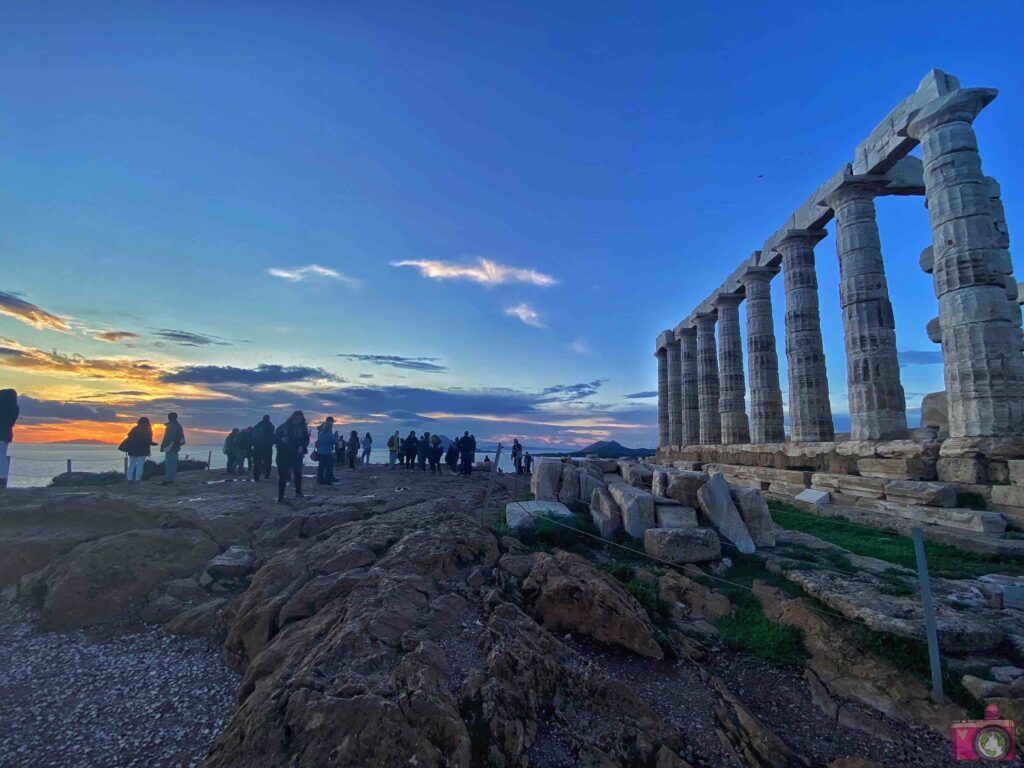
<box><xmin>857</xmin><ymin>457</ymin><xmax>936</xmax><ymax>481</ymax></box>
<box><xmin>874</xmin><ymin>501</ymin><xmax>1006</xmax><ymax>533</ymax></box>
<box><xmin>936</xmin><ymin>457</ymin><xmax>988</xmax><ymax>485</ymax></box>
<box><xmin>1009</xmin><ymin>460</ymin><xmax>1024</xmax><ymax>486</ymax></box>
<box><xmin>558</xmin><ymin>463</ymin><xmax>581</xmax><ymax>505</ymax></box>
<box><xmin>992</xmin><ymin>485</ymin><xmax>1024</xmax><ymax>509</ymax></box>
<box><xmin>644</xmin><ymin>527</ymin><xmax>721</xmax><ymax>564</ymax></box>
<box><xmin>590</xmin><ymin>487</ymin><xmax>622</xmax><ymax>539</ymax></box>
<box><xmin>656</xmin><ymin>504</ymin><xmax>698</xmax><ymax>529</ymax></box>
<box><xmin>586</xmin><ymin>458</ymin><xmax>619</xmax><ymax>473</ymax></box>
<box><xmin>664</xmin><ymin>469</ymin><xmax>708</xmax><ymax>507</ymax></box>
<box><xmin>697</xmin><ymin>473</ymin><xmax>756</xmax><ymax>554</ymax></box>
<box><xmin>979</xmin><ymin>575</ymin><xmax>1024</xmax><ymax>612</ymax></box>
<box><xmin>619</xmin><ymin>461</ymin><xmax>654</xmax><ymax>489</ymax></box>
<box><xmin>672</xmin><ymin>460</ymin><xmax>703</xmax><ymax>471</ymax></box>
<box><xmin>505</xmin><ymin>500</ymin><xmax>575</xmax><ymax>530</ymax></box>
<box><xmin>578</xmin><ymin>471</ymin><xmax>605</xmax><ymax>509</ymax></box>
<box><xmin>608</xmin><ymin>482</ymin><xmax>656</xmax><ymax>539</ymax></box>
<box><xmin>795</xmin><ymin>488</ymin><xmax>831</xmax><ymax>505</ymax></box>
<box><xmin>811</xmin><ymin>473</ymin><xmax>885</xmax><ymax>499</ymax></box>
<box><xmin>729</xmin><ymin>486</ymin><xmax>776</xmax><ymax>547</ymax></box>
<box><xmin>883</xmin><ymin>480</ymin><xmax>956</xmax><ymax>508</ymax></box>
<box><xmin>530</xmin><ymin>459</ymin><xmax>563</xmax><ymax>501</ymax></box>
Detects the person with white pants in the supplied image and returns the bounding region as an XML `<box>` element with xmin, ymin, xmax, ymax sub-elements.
<box><xmin>119</xmin><ymin>417</ymin><xmax>156</xmax><ymax>482</ymax></box>
<box><xmin>0</xmin><ymin>389</ymin><xmax>18</xmax><ymax>490</ymax></box>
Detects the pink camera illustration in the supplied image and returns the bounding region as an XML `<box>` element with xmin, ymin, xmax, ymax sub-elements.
<box><xmin>951</xmin><ymin>703</ymin><xmax>1016</xmax><ymax>762</ymax></box>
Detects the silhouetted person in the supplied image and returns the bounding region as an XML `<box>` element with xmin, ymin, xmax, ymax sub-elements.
<box><xmin>224</xmin><ymin>428</ymin><xmax>242</xmax><ymax>475</ymax></box>
<box><xmin>387</xmin><ymin>430</ymin><xmax>401</xmax><ymax>468</ymax></box>
<box><xmin>275</xmin><ymin>410</ymin><xmax>309</xmax><ymax>501</ymax></box>
<box><xmin>404</xmin><ymin>431</ymin><xmax>418</xmax><ymax>470</ymax></box>
<box><xmin>346</xmin><ymin>429</ymin><xmax>360</xmax><ymax>470</ymax></box>
<box><xmin>361</xmin><ymin>432</ymin><xmax>373</xmax><ymax>464</ymax></box>
<box><xmin>417</xmin><ymin>431</ymin><xmax>431</xmax><ymax>470</ymax></box>
<box><xmin>316</xmin><ymin>417</ymin><xmax>338</xmax><ymax>484</ymax></box>
<box><xmin>429</xmin><ymin>433</ymin><xmax>443</xmax><ymax>474</ymax></box>
<box><xmin>159</xmin><ymin>412</ymin><xmax>185</xmax><ymax>485</ymax></box>
<box><xmin>459</xmin><ymin>431</ymin><xmax>476</xmax><ymax>476</ymax></box>
<box><xmin>445</xmin><ymin>439</ymin><xmax>459</xmax><ymax>473</ymax></box>
<box><xmin>120</xmin><ymin>417</ymin><xmax>156</xmax><ymax>481</ymax></box>
<box><xmin>251</xmin><ymin>415</ymin><xmax>275</xmax><ymax>481</ymax></box>
<box><xmin>524</xmin><ymin>452</ymin><xmax>534</xmax><ymax>475</ymax></box>
<box><xmin>0</xmin><ymin>389</ymin><xmax>19</xmax><ymax>490</ymax></box>
<box><xmin>237</xmin><ymin>427</ymin><xmax>254</xmax><ymax>472</ymax></box>
<box><xmin>512</xmin><ymin>439</ymin><xmax>523</xmax><ymax>475</ymax></box>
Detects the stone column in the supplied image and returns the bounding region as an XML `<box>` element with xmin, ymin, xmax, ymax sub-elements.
<box><xmin>666</xmin><ymin>337</ymin><xmax>682</xmax><ymax>446</ymax></box>
<box><xmin>713</xmin><ymin>294</ymin><xmax>750</xmax><ymax>444</ymax></box>
<box><xmin>679</xmin><ymin>327</ymin><xmax>701</xmax><ymax>445</ymax></box>
<box><xmin>906</xmin><ymin>89</ymin><xmax>1024</xmax><ymax>436</ymax></box>
<box><xmin>695</xmin><ymin>312</ymin><xmax>722</xmax><ymax>444</ymax></box>
<box><xmin>823</xmin><ymin>180</ymin><xmax>908</xmax><ymax>440</ymax></box>
<box><xmin>739</xmin><ymin>267</ymin><xmax>785</xmax><ymax>443</ymax></box>
<box><xmin>776</xmin><ymin>229</ymin><xmax>834</xmax><ymax>442</ymax></box>
<box><xmin>656</xmin><ymin>346</ymin><xmax>669</xmax><ymax>448</ymax></box>
<box><xmin>986</xmin><ymin>176</ymin><xmax>1024</xmax><ymax>349</ymax></box>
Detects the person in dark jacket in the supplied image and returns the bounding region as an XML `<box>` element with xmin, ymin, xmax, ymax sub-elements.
<box><xmin>159</xmin><ymin>412</ymin><xmax>185</xmax><ymax>484</ymax></box>
<box><xmin>120</xmin><ymin>417</ymin><xmax>157</xmax><ymax>481</ymax></box>
<box><xmin>224</xmin><ymin>428</ymin><xmax>241</xmax><ymax>475</ymax></box>
<box><xmin>251</xmin><ymin>415</ymin><xmax>275</xmax><ymax>481</ymax></box>
<box><xmin>274</xmin><ymin>410</ymin><xmax>309</xmax><ymax>501</ymax></box>
<box><xmin>403</xmin><ymin>431</ymin><xmax>418</xmax><ymax>470</ymax></box>
<box><xmin>524</xmin><ymin>452</ymin><xmax>534</xmax><ymax>475</ymax></box>
<box><xmin>0</xmin><ymin>389</ymin><xmax>19</xmax><ymax>490</ymax></box>
<box><xmin>459</xmin><ymin>431</ymin><xmax>476</xmax><ymax>476</ymax></box>
<box><xmin>346</xmin><ymin>430</ymin><xmax>360</xmax><ymax>470</ymax></box>
<box><xmin>445</xmin><ymin>439</ymin><xmax>459</xmax><ymax>473</ymax></box>
<box><xmin>416</xmin><ymin>432</ymin><xmax>431</xmax><ymax>470</ymax></box>
<box><xmin>237</xmin><ymin>427</ymin><xmax>254</xmax><ymax>472</ymax></box>
<box><xmin>428</xmin><ymin>433</ymin><xmax>443</xmax><ymax>474</ymax></box>
<box><xmin>315</xmin><ymin>417</ymin><xmax>338</xmax><ymax>484</ymax></box>
<box><xmin>511</xmin><ymin>439</ymin><xmax>524</xmax><ymax>475</ymax></box>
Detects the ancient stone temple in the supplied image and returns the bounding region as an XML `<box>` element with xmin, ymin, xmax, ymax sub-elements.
<box><xmin>654</xmin><ymin>70</ymin><xmax>1024</xmax><ymax>529</ymax></box>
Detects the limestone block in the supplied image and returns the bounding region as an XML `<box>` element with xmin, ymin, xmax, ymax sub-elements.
<box><xmin>643</xmin><ymin>527</ymin><xmax>721</xmax><ymax>564</ymax></box>
<box><xmin>505</xmin><ymin>501</ymin><xmax>575</xmax><ymax>530</ymax></box>
<box><xmin>920</xmin><ymin>391</ymin><xmax>948</xmax><ymax>430</ymax></box>
<box><xmin>795</xmin><ymin>489</ymin><xmax>831</xmax><ymax>505</ymax></box>
<box><xmin>530</xmin><ymin>459</ymin><xmax>563</xmax><ymax>501</ymax></box>
<box><xmin>651</xmin><ymin>468</ymin><xmax>674</xmax><ymax>498</ymax></box>
<box><xmin>874</xmin><ymin>501</ymin><xmax>1006</xmax><ymax>533</ymax></box>
<box><xmin>992</xmin><ymin>486</ymin><xmax>1024</xmax><ymax>509</ymax></box>
<box><xmin>618</xmin><ymin>461</ymin><xmax>653</xmax><ymax>489</ymax></box>
<box><xmin>908</xmin><ymin>427</ymin><xmax>939</xmax><ymax>440</ymax></box>
<box><xmin>578</xmin><ymin>472</ymin><xmax>605</xmax><ymax>508</ymax></box>
<box><xmin>781</xmin><ymin>442</ymin><xmax>837</xmax><ymax>460</ymax></box>
<box><xmin>1009</xmin><ymin>460</ymin><xmax>1024</xmax><ymax>485</ymax></box>
<box><xmin>770</xmin><ymin>482</ymin><xmax>812</xmax><ymax>497</ymax></box>
<box><xmin>857</xmin><ymin>457</ymin><xmax>936</xmax><ymax>481</ymax></box>
<box><xmin>607</xmin><ymin>482</ymin><xmax>656</xmax><ymax>539</ymax></box>
<box><xmin>672</xmin><ymin>460</ymin><xmax>703</xmax><ymax>471</ymax></box>
<box><xmin>883</xmin><ymin>480</ymin><xmax>956</xmax><ymax>508</ymax></box>
<box><xmin>811</xmin><ymin>473</ymin><xmax>885</xmax><ymax>499</ymax></box>
<box><xmin>656</xmin><ymin>504</ymin><xmax>698</xmax><ymax>529</ymax></box>
<box><xmin>586</xmin><ymin>458</ymin><xmax>619</xmax><ymax>473</ymax></box>
<box><xmin>729</xmin><ymin>486</ymin><xmax>776</xmax><ymax>547</ymax></box>
<box><xmin>835</xmin><ymin>441</ymin><xmax>878</xmax><ymax>458</ymax></box>
<box><xmin>979</xmin><ymin>575</ymin><xmax>1024</xmax><ymax>612</ymax></box>
<box><xmin>936</xmin><ymin>457</ymin><xmax>987</xmax><ymax>485</ymax></box>
<box><xmin>875</xmin><ymin>440</ymin><xmax>940</xmax><ymax>460</ymax></box>
<box><xmin>989</xmin><ymin>461</ymin><xmax>1010</xmax><ymax>485</ymax></box>
<box><xmin>697</xmin><ymin>473</ymin><xmax>756</xmax><ymax>554</ymax></box>
<box><xmin>558</xmin><ymin>463</ymin><xmax>581</xmax><ymax>505</ymax></box>
<box><xmin>589</xmin><ymin>487</ymin><xmax>622</xmax><ymax>539</ymax></box>
<box><xmin>664</xmin><ymin>469</ymin><xmax>708</xmax><ymax>507</ymax></box>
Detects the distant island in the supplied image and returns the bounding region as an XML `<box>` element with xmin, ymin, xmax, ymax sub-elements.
<box><xmin>44</xmin><ymin>439</ymin><xmax>115</xmax><ymax>445</ymax></box>
<box><xmin>536</xmin><ymin>440</ymin><xmax>654</xmax><ymax>459</ymax></box>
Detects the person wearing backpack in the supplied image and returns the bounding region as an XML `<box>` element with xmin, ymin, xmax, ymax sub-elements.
<box><xmin>274</xmin><ymin>410</ymin><xmax>309</xmax><ymax>501</ymax></box>
<box><xmin>120</xmin><ymin>417</ymin><xmax>157</xmax><ymax>481</ymax></box>
<box><xmin>387</xmin><ymin>430</ymin><xmax>401</xmax><ymax>468</ymax></box>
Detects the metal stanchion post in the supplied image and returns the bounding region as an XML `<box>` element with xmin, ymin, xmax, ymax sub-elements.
<box><xmin>912</xmin><ymin>526</ymin><xmax>944</xmax><ymax>702</ymax></box>
<box><xmin>67</xmin><ymin>458</ymin><xmax>72</xmax><ymax>475</ymax></box>
<box><xmin>208</xmin><ymin>450</ymin><xmax>212</xmax><ymax>470</ymax></box>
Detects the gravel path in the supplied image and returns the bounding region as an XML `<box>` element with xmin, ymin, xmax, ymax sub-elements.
<box><xmin>0</xmin><ymin>600</ymin><xmax>238</xmax><ymax>768</ymax></box>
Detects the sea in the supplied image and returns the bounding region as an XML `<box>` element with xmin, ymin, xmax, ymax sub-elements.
<box><xmin>4</xmin><ymin>442</ymin><xmax>544</xmax><ymax>488</ymax></box>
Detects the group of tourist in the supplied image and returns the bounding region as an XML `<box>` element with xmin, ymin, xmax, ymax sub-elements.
<box><xmin>384</xmin><ymin>430</ymin><xmax>480</xmax><ymax>475</ymax></box>
<box><xmin>118</xmin><ymin>413</ymin><xmax>187</xmax><ymax>483</ymax></box>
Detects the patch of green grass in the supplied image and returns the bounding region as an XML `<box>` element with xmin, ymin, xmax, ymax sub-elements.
<box><xmin>509</xmin><ymin>513</ymin><xmax>598</xmax><ymax>554</ymax></box>
<box><xmin>769</xmin><ymin>501</ymin><xmax>1024</xmax><ymax>579</ymax></box>
<box><xmin>956</xmin><ymin>491</ymin><xmax>988</xmax><ymax>511</ymax></box>
<box><xmin>596</xmin><ymin>561</ymin><xmax>636</xmax><ymax>582</ymax></box>
<box><xmin>624</xmin><ymin>577</ymin><xmax>663</xmax><ymax>621</ymax></box>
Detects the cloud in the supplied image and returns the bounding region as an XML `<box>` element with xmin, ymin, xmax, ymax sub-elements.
<box><xmin>267</xmin><ymin>264</ymin><xmax>361</xmax><ymax>287</ymax></box>
<box><xmin>392</xmin><ymin>258</ymin><xmax>557</xmax><ymax>287</ymax></box>
<box><xmin>0</xmin><ymin>339</ymin><xmax>163</xmax><ymax>386</ymax></box>
<box><xmin>898</xmin><ymin>349</ymin><xmax>944</xmax><ymax>366</ymax></box>
<box><xmin>154</xmin><ymin>328</ymin><xmax>233</xmax><ymax>347</ymax></box>
<box><xmin>568</xmin><ymin>337</ymin><xmax>590</xmax><ymax>354</ymax></box>
<box><xmin>625</xmin><ymin>391</ymin><xmax>658</xmax><ymax>399</ymax></box>
<box><xmin>386</xmin><ymin>409</ymin><xmax>437</xmax><ymax>424</ymax></box>
<box><xmin>0</xmin><ymin>291</ymin><xmax>71</xmax><ymax>332</ymax></box>
<box><xmin>540</xmin><ymin>379</ymin><xmax>607</xmax><ymax>402</ymax></box>
<box><xmin>163</xmin><ymin>364</ymin><xmax>341</xmax><ymax>386</ymax></box>
<box><xmin>94</xmin><ymin>330</ymin><xmax>140</xmax><ymax>343</ymax></box>
<box><xmin>505</xmin><ymin>303</ymin><xmax>545</xmax><ymax>328</ymax></box>
<box><xmin>337</xmin><ymin>353</ymin><xmax>448</xmax><ymax>373</ymax></box>
<box><xmin>18</xmin><ymin>395</ymin><xmax>120</xmax><ymax>423</ymax></box>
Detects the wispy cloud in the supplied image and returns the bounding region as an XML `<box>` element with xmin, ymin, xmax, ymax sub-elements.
<box><xmin>0</xmin><ymin>291</ymin><xmax>71</xmax><ymax>332</ymax></box>
<box><xmin>898</xmin><ymin>349</ymin><xmax>944</xmax><ymax>366</ymax></box>
<box><xmin>392</xmin><ymin>258</ymin><xmax>557</xmax><ymax>287</ymax></box>
<box><xmin>625</xmin><ymin>391</ymin><xmax>658</xmax><ymax>399</ymax></box>
<box><xmin>0</xmin><ymin>338</ymin><xmax>163</xmax><ymax>387</ymax></box>
<box><xmin>505</xmin><ymin>303</ymin><xmax>545</xmax><ymax>328</ymax></box>
<box><xmin>569</xmin><ymin>337</ymin><xmax>590</xmax><ymax>354</ymax></box>
<box><xmin>337</xmin><ymin>353</ymin><xmax>448</xmax><ymax>373</ymax></box>
<box><xmin>154</xmin><ymin>328</ymin><xmax>232</xmax><ymax>347</ymax></box>
<box><xmin>541</xmin><ymin>379</ymin><xmax>607</xmax><ymax>402</ymax></box>
<box><xmin>267</xmin><ymin>264</ymin><xmax>361</xmax><ymax>287</ymax></box>
<box><xmin>94</xmin><ymin>330</ymin><xmax>140</xmax><ymax>343</ymax></box>
<box><xmin>163</xmin><ymin>364</ymin><xmax>342</xmax><ymax>386</ymax></box>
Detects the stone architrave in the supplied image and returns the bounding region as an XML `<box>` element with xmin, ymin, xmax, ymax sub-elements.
<box><xmin>739</xmin><ymin>266</ymin><xmax>785</xmax><ymax>443</ymax></box>
<box><xmin>713</xmin><ymin>293</ymin><xmax>750</xmax><ymax>444</ymax></box>
<box><xmin>666</xmin><ymin>337</ymin><xmax>683</xmax><ymax>446</ymax></box>
<box><xmin>906</xmin><ymin>88</ymin><xmax>1024</xmax><ymax>436</ymax></box>
<box><xmin>822</xmin><ymin>179</ymin><xmax>908</xmax><ymax>440</ymax></box>
<box><xmin>694</xmin><ymin>313</ymin><xmax>722</xmax><ymax>444</ymax></box>
<box><xmin>678</xmin><ymin>327</ymin><xmax>701</xmax><ymax>445</ymax></box>
<box><xmin>656</xmin><ymin>345</ymin><xmax>669</xmax><ymax>448</ymax></box>
<box><xmin>775</xmin><ymin>229</ymin><xmax>835</xmax><ymax>442</ymax></box>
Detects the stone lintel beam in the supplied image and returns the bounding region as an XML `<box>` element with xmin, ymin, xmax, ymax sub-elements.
<box><xmin>655</xmin><ymin>329</ymin><xmax>675</xmax><ymax>354</ymax></box>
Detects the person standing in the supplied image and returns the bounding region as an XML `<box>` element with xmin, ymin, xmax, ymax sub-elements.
<box><xmin>251</xmin><ymin>415</ymin><xmax>275</xmax><ymax>481</ymax></box>
<box><xmin>119</xmin><ymin>417</ymin><xmax>156</xmax><ymax>481</ymax></box>
<box><xmin>445</xmin><ymin>438</ymin><xmax>459</xmax><ymax>473</ymax></box>
<box><xmin>524</xmin><ymin>452</ymin><xmax>534</xmax><ymax>475</ymax></box>
<box><xmin>417</xmin><ymin>431</ymin><xmax>430</xmax><ymax>470</ymax></box>
<box><xmin>511</xmin><ymin>439</ymin><xmax>524</xmax><ymax>475</ymax></box>
<box><xmin>361</xmin><ymin>432</ymin><xmax>373</xmax><ymax>464</ymax></box>
<box><xmin>274</xmin><ymin>410</ymin><xmax>309</xmax><ymax>501</ymax></box>
<box><xmin>387</xmin><ymin>430</ymin><xmax>400</xmax><ymax>468</ymax></box>
<box><xmin>457</xmin><ymin>431</ymin><xmax>472</xmax><ymax>476</ymax></box>
<box><xmin>159</xmin><ymin>412</ymin><xmax>185</xmax><ymax>485</ymax></box>
<box><xmin>224</xmin><ymin>428</ymin><xmax>241</xmax><ymax>475</ymax></box>
<box><xmin>346</xmin><ymin>429</ymin><xmax>360</xmax><ymax>470</ymax></box>
<box><xmin>315</xmin><ymin>417</ymin><xmax>338</xmax><ymax>484</ymax></box>
<box><xmin>0</xmin><ymin>389</ymin><xmax>19</xmax><ymax>490</ymax></box>
<box><xmin>429</xmin><ymin>433</ymin><xmax>443</xmax><ymax>474</ymax></box>
<box><xmin>403</xmin><ymin>431</ymin><xmax>418</xmax><ymax>470</ymax></box>
<box><xmin>238</xmin><ymin>427</ymin><xmax>254</xmax><ymax>472</ymax></box>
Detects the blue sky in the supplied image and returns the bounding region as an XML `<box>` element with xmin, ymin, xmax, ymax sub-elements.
<box><xmin>0</xmin><ymin>1</ymin><xmax>1021</xmax><ymax>447</ymax></box>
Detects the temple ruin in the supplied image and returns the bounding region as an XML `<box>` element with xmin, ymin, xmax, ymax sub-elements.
<box><xmin>654</xmin><ymin>69</ymin><xmax>1024</xmax><ymax>531</ymax></box>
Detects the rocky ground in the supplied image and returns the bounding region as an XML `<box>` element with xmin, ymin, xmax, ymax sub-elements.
<box><xmin>0</xmin><ymin>461</ymin><xmax>1019</xmax><ymax>766</ymax></box>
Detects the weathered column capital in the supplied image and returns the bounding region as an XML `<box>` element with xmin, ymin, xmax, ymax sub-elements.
<box><xmin>738</xmin><ymin>265</ymin><xmax>779</xmax><ymax>287</ymax></box>
<box><xmin>773</xmin><ymin>228</ymin><xmax>828</xmax><ymax>250</ymax></box>
<box><xmin>819</xmin><ymin>175</ymin><xmax>888</xmax><ymax>208</ymax></box>
<box><xmin>694</xmin><ymin>311</ymin><xmax>717</xmax><ymax>328</ymax></box>
<box><xmin>904</xmin><ymin>87</ymin><xmax>997</xmax><ymax>139</ymax></box>
<box><xmin>711</xmin><ymin>292</ymin><xmax>743</xmax><ymax>308</ymax></box>
<box><xmin>654</xmin><ymin>329</ymin><xmax>675</xmax><ymax>354</ymax></box>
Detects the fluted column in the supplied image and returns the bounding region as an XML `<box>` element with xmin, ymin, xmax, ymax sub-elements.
<box><xmin>776</xmin><ymin>229</ymin><xmax>834</xmax><ymax>442</ymax></box>
<box><xmin>713</xmin><ymin>294</ymin><xmax>750</xmax><ymax>444</ymax></box>
<box><xmin>656</xmin><ymin>346</ymin><xmax>669</xmax><ymax>448</ymax></box>
<box><xmin>666</xmin><ymin>337</ymin><xmax>682</xmax><ymax>446</ymax></box>
<box><xmin>739</xmin><ymin>267</ymin><xmax>785</xmax><ymax>443</ymax></box>
<box><xmin>678</xmin><ymin>327</ymin><xmax>700</xmax><ymax>445</ymax></box>
<box><xmin>824</xmin><ymin>180</ymin><xmax>908</xmax><ymax>440</ymax></box>
<box><xmin>986</xmin><ymin>176</ymin><xmax>1024</xmax><ymax>349</ymax></box>
<box><xmin>907</xmin><ymin>89</ymin><xmax>1024</xmax><ymax>436</ymax></box>
<box><xmin>695</xmin><ymin>313</ymin><xmax>722</xmax><ymax>444</ymax></box>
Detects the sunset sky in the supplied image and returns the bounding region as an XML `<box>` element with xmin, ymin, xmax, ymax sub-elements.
<box><xmin>1</xmin><ymin>2</ymin><xmax>1022</xmax><ymax>448</ymax></box>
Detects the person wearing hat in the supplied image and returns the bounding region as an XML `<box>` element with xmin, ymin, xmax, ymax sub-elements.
<box><xmin>315</xmin><ymin>417</ymin><xmax>338</xmax><ymax>484</ymax></box>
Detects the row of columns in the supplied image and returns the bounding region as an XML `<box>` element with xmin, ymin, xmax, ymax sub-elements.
<box><xmin>656</xmin><ymin>85</ymin><xmax>1023</xmax><ymax>445</ymax></box>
